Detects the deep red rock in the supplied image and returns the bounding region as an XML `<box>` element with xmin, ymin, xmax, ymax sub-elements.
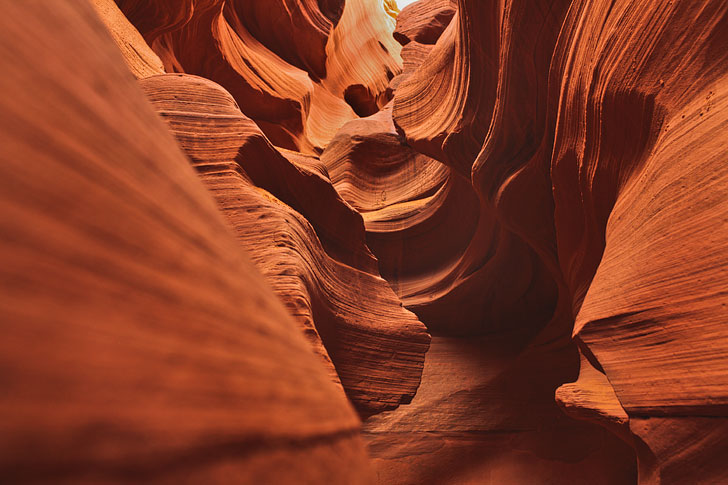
<box><xmin>139</xmin><ymin>73</ymin><xmax>430</xmax><ymax>417</ymax></box>
<box><xmin>390</xmin><ymin>0</ymin><xmax>728</xmax><ymax>483</ymax></box>
<box><xmin>2</xmin><ymin>0</ymin><xmax>728</xmax><ymax>483</ymax></box>
<box><xmin>0</xmin><ymin>2</ymin><xmax>372</xmax><ymax>482</ymax></box>
<box><xmin>115</xmin><ymin>0</ymin><xmax>402</xmax><ymax>153</ymax></box>
<box><xmin>550</xmin><ymin>3</ymin><xmax>728</xmax><ymax>483</ymax></box>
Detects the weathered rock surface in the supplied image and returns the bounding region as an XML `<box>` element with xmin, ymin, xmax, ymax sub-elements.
<box><xmin>90</xmin><ymin>0</ymin><xmax>164</xmax><ymax>78</ymax></box>
<box><xmin>385</xmin><ymin>0</ymin><xmax>728</xmax><ymax>483</ymax></box>
<box><xmin>393</xmin><ymin>0</ymin><xmax>456</xmax><ymax>47</ymax></box>
<box><xmin>321</xmin><ymin>104</ymin><xmax>482</xmax><ymax>328</ymax></box>
<box><xmin>0</xmin><ymin>2</ymin><xmax>372</xmax><ymax>482</ymax></box>
<box><xmin>139</xmin><ymin>73</ymin><xmax>430</xmax><ymax>417</ymax></box>
<box><xmin>365</xmin><ymin>335</ymin><xmax>637</xmax><ymax>484</ymax></box>
<box><xmin>550</xmin><ymin>2</ymin><xmax>728</xmax><ymax>483</ymax></box>
<box><xmin>115</xmin><ymin>0</ymin><xmax>401</xmax><ymax>153</ymax></box>
<box><xmin>2</xmin><ymin>0</ymin><xmax>727</xmax><ymax>483</ymax></box>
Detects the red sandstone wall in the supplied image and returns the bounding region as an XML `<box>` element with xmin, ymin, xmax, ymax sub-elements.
<box><xmin>1</xmin><ymin>0</ymin><xmax>726</xmax><ymax>483</ymax></box>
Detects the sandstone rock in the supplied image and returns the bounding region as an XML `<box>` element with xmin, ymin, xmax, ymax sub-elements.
<box><xmin>393</xmin><ymin>0</ymin><xmax>456</xmax><ymax>46</ymax></box>
<box><xmin>225</xmin><ymin>0</ymin><xmax>343</xmax><ymax>81</ymax></box>
<box><xmin>392</xmin><ymin>0</ymin><xmax>499</xmax><ymax>175</ymax></box>
<box><xmin>364</xmin><ymin>335</ymin><xmax>637</xmax><ymax>484</ymax></box>
<box><xmin>89</xmin><ymin>0</ymin><xmax>164</xmax><ymax>78</ymax></box>
<box><xmin>550</xmin><ymin>2</ymin><xmax>728</xmax><ymax>482</ymax></box>
<box><xmin>3</xmin><ymin>0</ymin><xmax>728</xmax><ymax>483</ymax></box>
<box><xmin>376</xmin><ymin>0</ymin><xmax>727</xmax><ymax>482</ymax></box>
<box><xmin>115</xmin><ymin>0</ymin><xmax>401</xmax><ymax>152</ymax></box>
<box><xmin>139</xmin><ymin>73</ymin><xmax>430</xmax><ymax>417</ymax></box>
<box><xmin>0</xmin><ymin>2</ymin><xmax>372</xmax><ymax>482</ymax></box>
<box><xmin>322</xmin><ymin>0</ymin><xmax>402</xmax><ymax>117</ymax></box>
<box><xmin>320</xmin><ymin>104</ymin><xmax>481</xmax><ymax>329</ymax></box>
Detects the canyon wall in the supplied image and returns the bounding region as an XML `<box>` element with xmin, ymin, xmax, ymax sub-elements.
<box><xmin>1</xmin><ymin>0</ymin><xmax>726</xmax><ymax>483</ymax></box>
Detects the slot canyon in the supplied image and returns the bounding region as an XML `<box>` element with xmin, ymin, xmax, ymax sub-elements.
<box><xmin>1</xmin><ymin>0</ymin><xmax>727</xmax><ymax>483</ymax></box>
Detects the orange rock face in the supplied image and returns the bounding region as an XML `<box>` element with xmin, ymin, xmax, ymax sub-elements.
<box><xmin>1</xmin><ymin>0</ymin><xmax>727</xmax><ymax>483</ymax></box>
<box><xmin>138</xmin><ymin>73</ymin><xmax>430</xmax><ymax>417</ymax></box>
<box><xmin>381</xmin><ymin>0</ymin><xmax>728</xmax><ymax>483</ymax></box>
<box><xmin>0</xmin><ymin>2</ymin><xmax>371</xmax><ymax>482</ymax></box>
<box><xmin>115</xmin><ymin>0</ymin><xmax>401</xmax><ymax>153</ymax></box>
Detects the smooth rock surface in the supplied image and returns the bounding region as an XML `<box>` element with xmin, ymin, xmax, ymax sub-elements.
<box><xmin>0</xmin><ymin>2</ymin><xmax>372</xmax><ymax>482</ymax></box>
<box><xmin>139</xmin><ymin>73</ymin><xmax>430</xmax><ymax>417</ymax></box>
<box><xmin>2</xmin><ymin>0</ymin><xmax>727</xmax><ymax>483</ymax></box>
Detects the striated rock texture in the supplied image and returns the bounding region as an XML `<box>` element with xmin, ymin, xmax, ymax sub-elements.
<box><xmin>392</xmin><ymin>0</ymin><xmax>456</xmax><ymax>47</ymax></box>
<box><xmin>90</xmin><ymin>0</ymin><xmax>164</xmax><ymax>78</ymax></box>
<box><xmin>138</xmin><ymin>73</ymin><xmax>430</xmax><ymax>417</ymax></box>
<box><xmin>0</xmin><ymin>1</ymin><xmax>373</xmax><ymax>482</ymax></box>
<box><xmin>1</xmin><ymin>0</ymin><xmax>727</xmax><ymax>483</ymax></box>
<box><xmin>549</xmin><ymin>2</ymin><xmax>728</xmax><ymax>483</ymax></box>
<box><xmin>371</xmin><ymin>0</ymin><xmax>727</xmax><ymax>484</ymax></box>
<box><xmin>364</xmin><ymin>335</ymin><xmax>637</xmax><ymax>484</ymax></box>
<box><xmin>114</xmin><ymin>0</ymin><xmax>402</xmax><ymax>153</ymax></box>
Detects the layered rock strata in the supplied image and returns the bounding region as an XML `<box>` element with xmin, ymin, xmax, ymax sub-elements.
<box><xmin>379</xmin><ymin>0</ymin><xmax>728</xmax><ymax>483</ymax></box>
<box><xmin>115</xmin><ymin>0</ymin><xmax>401</xmax><ymax>152</ymax></box>
<box><xmin>1</xmin><ymin>0</ymin><xmax>727</xmax><ymax>483</ymax></box>
<box><xmin>139</xmin><ymin>73</ymin><xmax>430</xmax><ymax>416</ymax></box>
<box><xmin>0</xmin><ymin>2</ymin><xmax>373</xmax><ymax>482</ymax></box>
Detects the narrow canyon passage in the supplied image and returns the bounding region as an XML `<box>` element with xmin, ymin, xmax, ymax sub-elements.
<box><xmin>1</xmin><ymin>0</ymin><xmax>727</xmax><ymax>484</ymax></box>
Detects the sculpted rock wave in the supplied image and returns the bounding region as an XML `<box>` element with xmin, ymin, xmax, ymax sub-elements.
<box><xmin>139</xmin><ymin>73</ymin><xmax>430</xmax><ymax>417</ymax></box>
<box><xmin>0</xmin><ymin>2</ymin><xmax>372</xmax><ymax>482</ymax></box>
<box><xmin>380</xmin><ymin>0</ymin><xmax>728</xmax><ymax>483</ymax></box>
<box><xmin>114</xmin><ymin>0</ymin><xmax>401</xmax><ymax>153</ymax></box>
<box><xmin>1</xmin><ymin>0</ymin><xmax>726</xmax><ymax>483</ymax></box>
